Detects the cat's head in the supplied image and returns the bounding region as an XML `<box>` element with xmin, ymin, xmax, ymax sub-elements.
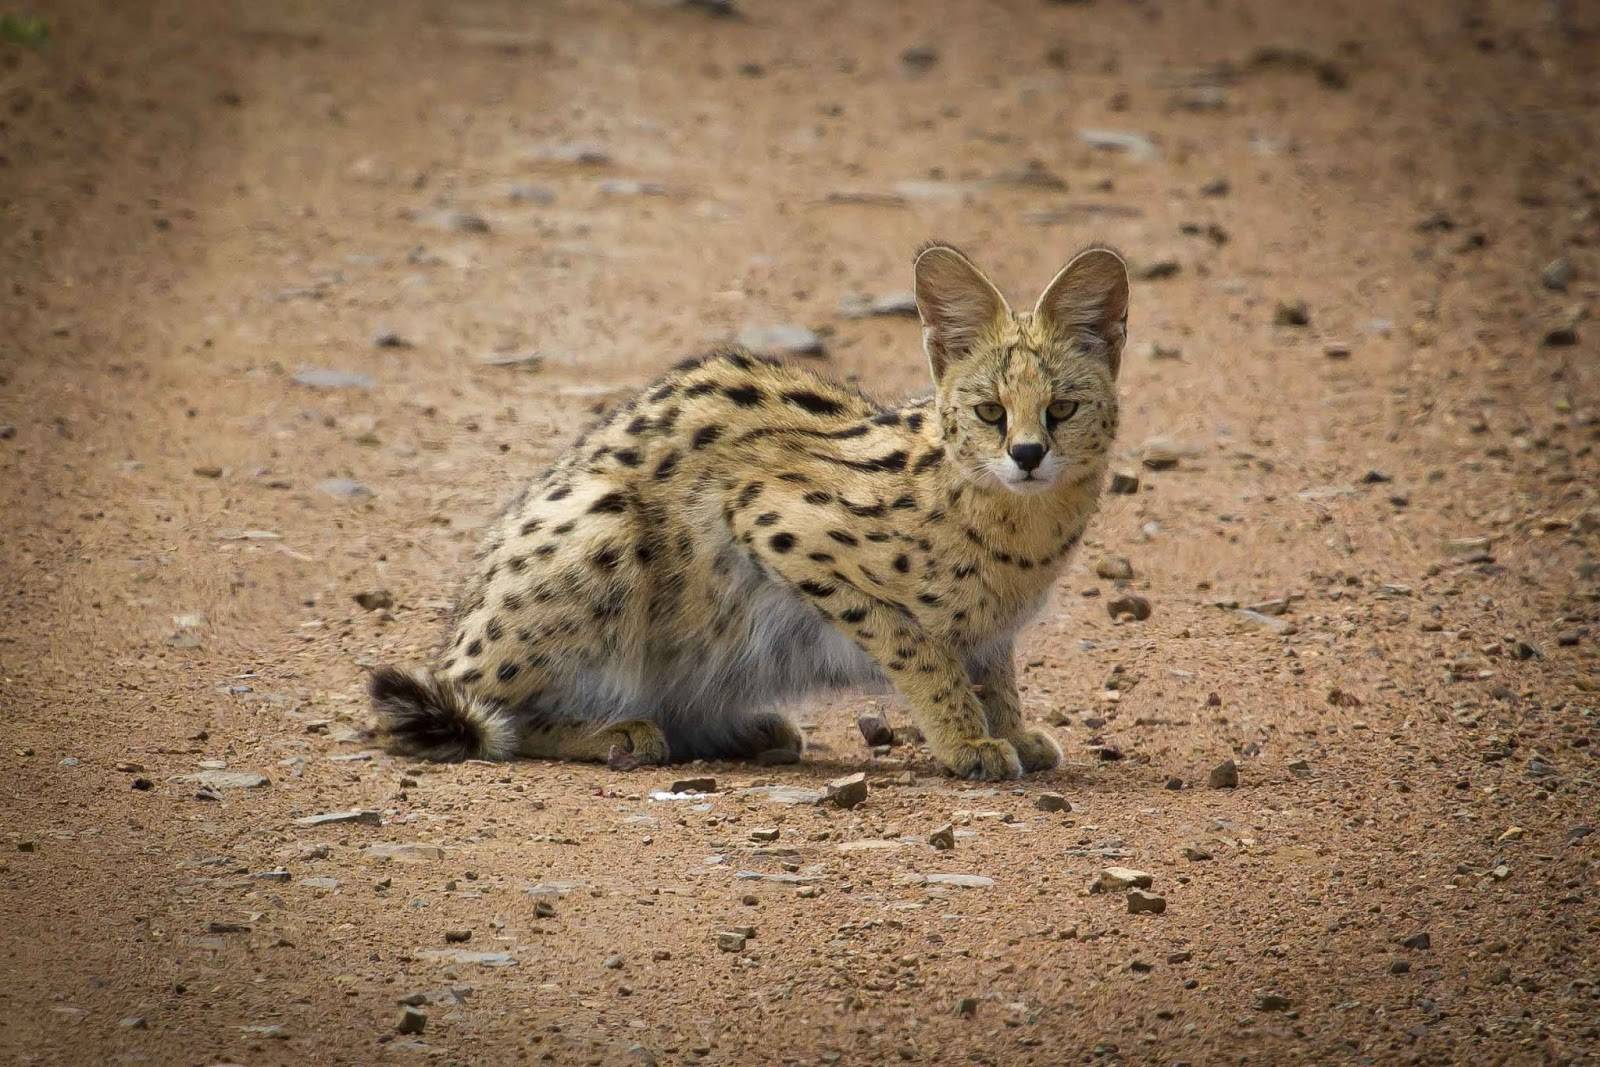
<box><xmin>915</xmin><ymin>242</ymin><xmax>1127</xmax><ymax>496</ymax></box>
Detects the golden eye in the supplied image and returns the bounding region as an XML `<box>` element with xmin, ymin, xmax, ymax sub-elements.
<box><xmin>974</xmin><ymin>402</ymin><xmax>1005</xmax><ymax>425</ymax></box>
<box><xmin>1047</xmin><ymin>399</ymin><xmax>1078</xmax><ymax>422</ymax></box>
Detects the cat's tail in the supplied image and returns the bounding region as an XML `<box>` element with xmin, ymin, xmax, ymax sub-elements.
<box><xmin>369</xmin><ymin>666</ymin><xmax>519</xmax><ymax>761</ymax></box>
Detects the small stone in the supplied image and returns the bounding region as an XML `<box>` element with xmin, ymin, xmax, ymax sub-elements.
<box><xmin>893</xmin><ymin>724</ymin><xmax>925</xmax><ymax>746</ymax></box>
<box><xmin>252</xmin><ymin>868</ymin><xmax>291</xmax><ymax>883</ymax></box>
<box><xmin>179</xmin><ymin>769</ymin><xmax>269</xmax><ymax>790</ymax></box>
<box><xmin>119</xmin><ymin>1016</ymin><xmax>147</xmax><ymax>1029</ymax></box>
<box><xmin>1167</xmin><ymin>950</ymin><xmax>1193</xmax><ymax>964</ymax></box>
<box><xmin>928</xmin><ymin>824</ymin><xmax>956</xmax><ymax>850</ymax></box>
<box><xmin>397</xmin><ymin>1007</ymin><xmax>427</xmax><ymax>1035</ymax></box>
<box><xmin>1273</xmin><ymin>300</ymin><xmax>1311</xmax><ymax>327</ymax></box>
<box><xmin>533</xmin><ymin>899</ymin><xmax>556</xmax><ymax>919</ymax></box>
<box><xmin>954</xmin><ymin>996</ymin><xmax>979</xmax><ymax>1017</ymax></box>
<box><xmin>1034</xmin><ymin>792</ymin><xmax>1071</xmax><ymax>813</ymax></box>
<box><xmin>317</xmin><ymin>477</ymin><xmax>373</xmax><ymax>499</ymax></box>
<box><xmin>1107</xmin><ymin>595</ymin><xmax>1151</xmax><ymax>621</ymax></box>
<box><xmin>1200</xmin><ymin>177</ymin><xmax>1230</xmax><ymax>197</ymax></box>
<box><xmin>1096</xmin><ymin>867</ymin><xmax>1153</xmax><ymax>893</ymax></box>
<box><xmin>1401</xmin><ymin>932</ymin><xmax>1431</xmax><ymax>951</ymax></box>
<box><xmin>825</xmin><ymin>772</ymin><xmax>868</xmax><ymax>809</ymax></box>
<box><xmin>294</xmin><ymin>809</ymin><xmax>381</xmax><ymax>827</ymax></box>
<box><xmin>1540</xmin><ymin>257</ymin><xmax>1572</xmax><ymax>291</ymax></box>
<box><xmin>899</xmin><ymin>45</ymin><xmax>939</xmax><ymax>74</ymax></box>
<box><xmin>1182</xmin><ymin>845</ymin><xmax>1212</xmax><ymax>861</ymax></box>
<box><xmin>1543</xmin><ymin>323</ymin><xmax>1578</xmax><ymax>347</ymax></box>
<box><xmin>1165</xmin><ymin>777</ymin><xmax>1185</xmax><ymax>791</ymax></box>
<box><xmin>444</xmin><ymin>929</ymin><xmax>472</xmax><ymax>944</ymax></box>
<box><xmin>372</xmin><ymin>330</ymin><xmax>413</xmax><ymax>349</ymax></box>
<box><xmin>131</xmin><ymin>777</ymin><xmax>153</xmax><ymax>790</ymax></box>
<box><xmin>1136</xmin><ymin>258</ymin><xmax>1181</xmax><ymax>281</ymax></box>
<box><xmin>1094</xmin><ymin>556</ymin><xmax>1133</xmax><ymax>580</ymax></box>
<box><xmin>603</xmin><ymin>953</ymin><xmax>625</xmax><ymax>969</ymax></box>
<box><xmin>717</xmin><ymin>930</ymin><xmax>748</xmax><ymax>952</ymax></box>
<box><xmin>1496</xmin><ymin>826</ymin><xmax>1524</xmax><ymax>844</ymax></box>
<box><xmin>1127</xmin><ymin>889</ymin><xmax>1166</xmax><ymax>914</ymax></box>
<box><xmin>0</xmin><ymin>424</ymin><xmax>14</xmax><ymax>439</ymax></box>
<box><xmin>669</xmin><ymin>777</ymin><xmax>717</xmax><ymax>794</ymax></box>
<box><xmin>1323</xmin><ymin>341</ymin><xmax>1352</xmax><ymax>359</ymax></box>
<box><xmin>1389</xmin><ymin>959</ymin><xmax>1411</xmax><ymax>975</ymax></box>
<box><xmin>365</xmin><ymin>843</ymin><xmax>445</xmax><ymax>863</ymax></box>
<box><xmin>838</xmin><ymin>292</ymin><xmax>919</xmax><ymax>319</ymax></box>
<box><xmin>1208</xmin><ymin>759</ymin><xmax>1239</xmax><ymax>789</ymax></box>
<box><xmin>749</xmin><ymin>828</ymin><xmax>780</xmax><ymax>843</ymax></box>
<box><xmin>15</xmin><ymin>841</ymin><xmax>35</xmax><ymax>853</ymax></box>
<box><xmin>292</xmin><ymin>367</ymin><xmax>373</xmax><ymax>390</ymax></box>
<box><xmin>736</xmin><ymin>324</ymin><xmax>825</xmax><ymax>358</ymax></box>
<box><xmin>193</xmin><ymin>465</ymin><xmax>223</xmax><ymax>478</ymax></box>
<box><xmin>1140</xmin><ymin>443</ymin><xmax>1181</xmax><ymax>470</ymax></box>
<box><xmin>1107</xmin><ymin>470</ymin><xmax>1140</xmax><ymax>495</ymax></box>
<box><xmin>1078</xmin><ymin>127</ymin><xmax>1160</xmax><ymax>161</ymax></box>
<box><xmin>353</xmin><ymin>590</ymin><xmax>394</xmax><ymax>611</ymax></box>
<box><xmin>444</xmin><ymin>211</ymin><xmax>490</xmax><ymax>234</ymax></box>
<box><xmin>856</xmin><ymin>713</ymin><xmax>894</xmax><ymax>747</ymax></box>
<box><xmin>1256</xmin><ymin>993</ymin><xmax>1292</xmax><ymax>1012</ymax></box>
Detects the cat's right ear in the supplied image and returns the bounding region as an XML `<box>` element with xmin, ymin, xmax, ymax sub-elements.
<box><xmin>914</xmin><ymin>243</ymin><xmax>1010</xmax><ymax>382</ymax></box>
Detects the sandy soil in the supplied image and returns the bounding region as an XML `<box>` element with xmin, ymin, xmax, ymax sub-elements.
<box><xmin>2</xmin><ymin>0</ymin><xmax>1597</xmax><ymax>1063</ymax></box>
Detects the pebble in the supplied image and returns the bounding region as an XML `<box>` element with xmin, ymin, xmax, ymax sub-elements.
<box><xmin>928</xmin><ymin>824</ymin><xmax>956</xmax><ymax>850</ymax></box>
<box><xmin>838</xmin><ymin>292</ymin><xmax>918</xmax><ymax>319</ymax></box>
<box><xmin>1034</xmin><ymin>792</ymin><xmax>1071</xmax><ymax>813</ymax></box>
<box><xmin>1389</xmin><ymin>959</ymin><xmax>1411</xmax><ymax>974</ymax></box>
<box><xmin>1108</xmin><ymin>470</ymin><xmax>1141</xmax><ymax>494</ymax></box>
<box><xmin>1126</xmin><ymin>889</ymin><xmax>1167</xmax><ymax>914</ymax></box>
<box><xmin>899</xmin><ymin>45</ymin><xmax>939</xmax><ymax>74</ymax></box>
<box><xmin>669</xmin><ymin>777</ymin><xmax>717</xmax><ymax>794</ymax></box>
<box><xmin>178</xmin><ymin>769</ymin><xmax>269</xmax><ymax>790</ymax></box>
<box><xmin>132</xmin><ymin>777</ymin><xmax>153</xmax><ymax>790</ymax></box>
<box><xmin>1543</xmin><ymin>323</ymin><xmax>1578</xmax><ymax>347</ymax></box>
<box><xmin>1256</xmin><ymin>993</ymin><xmax>1292</xmax><ymax>1011</ymax></box>
<box><xmin>736</xmin><ymin>324</ymin><xmax>825</xmax><ymax>358</ymax></box>
<box><xmin>825</xmin><ymin>772</ymin><xmax>868</xmax><ymax>809</ymax></box>
<box><xmin>292</xmin><ymin>367</ymin><xmax>373</xmax><ymax>390</ymax></box>
<box><xmin>1200</xmin><ymin>177</ymin><xmax>1230</xmax><ymax>197</ymax></box>
<box><xmin>1234</xmin><ymin>608</ymin><xmax>1296</xmax><ymax>635</ymax></box>
<box><xmin>1401</xmin><ymin>932</ymin><xmax>1431</xmax><ymax>950</ymax></box>
<box><xmin>1106</xmin><ymin>595</ymin><xmax>1151</xmax><ymax>622</ymax></box>
<box><xmin>603</xmin><ymin>953</ymin><xmax>625</xmax><ymax>969</ymax></box>
<box><xmin>119</xmin><ymin>1016</ymin><xmax>147</xmax><ymax>1029</ymax></box>
<box><xmin>749</xmin><ymin>828</ymin><xmax>780</xmax><ymax>843</ymax></box>
<box><xmin>1140</xmin><ymin>443</ymin><xmax>1182</xmax><ymax>470</ymax></box>
<box><xmin>444</xmin><ymin>929</ymin><xmax>472</xmax><ymax>943</ymax></box>
<box><xmin>1096</xmin><ymin>867</ymin><xmax>1153</xmax><ymax>893</ymax></box>
<box><xmin>371</xmin><ymin>330</ymin><xmax>413</xmax><ymax>349</ymax></box>
<box><xmin>1540</xmin><ymin>257</ymin><xmax>1572</xmax><ymax>291</ymax></box>
<box><xmin>365</xmin><ymin>843</ymin><xmax>444</xmax><ymax>863</ymax></box>
<box><xmin>856</xmin><ymin>713</ymin><xmax>894</xmax><ymax>747</ymax></box>
<box><xmin>1273</xmin><ymin>300</ymin><xmax>1311</xmax><ymax>327</ymax></box>
<box><xmin>1323</xmin><ymin>341</ymin><xmax>1352</xmax><ymax>359</ymax></box>
<box><xmin>1078</xmin><ymin>127</ymin><xmax>1160</xmax><ymax>160</ymax></box>
<box><xmin>1208</xmin><ymin>759</ymin><xmax>1240</xmax><ymax>789</ymax></box>
<box><xmin>397</xmin><ymin>1007</ymin><xmax>427</xmax><ymax>1034</ymax></box>
<box><xmin>353</xmin><ymin>590</ymin><xmax>394</xmax><ymax>611</ymax></box>
<box><xmin>955</xmin><ymin>996</ymin><xmax>979</xmax><ymax>1017</ymax></box>
<box><xmin>294</xmin><ymin>809</ymin><xmax>382</xmax><ymax>827</ymax></box>
<box><xmin>1182</xmin><ymin>845</ymin><xmax>1212</xmax><ymax>861</ymax></box>
<box><xmin>917</xmin><ymin>873</ymin><xmax>993</xmax><ymax>888</ymax></box>
<box><xmin>1495</xmin><ymin>826</ymin><xmax>1524</xmax><ymax>844</ymax></box>
<box><xmin>717</xmin><ymin>930</ymin><xmax>748</xmax><ymax>952</ymax></box>
<box><xmin>317</xmin><ymin>477</ymin><xmax>373</xmax><ymax>499</ymax></box>
<box><xmin>415</xmin><ymin>948</ymin><xmax>516</xmax><ymax>966</ymax></box>
<box><xmin>1094</xmin><ymin>556</ymin><xmax>1133</xmax><ymax>580</ymax></box>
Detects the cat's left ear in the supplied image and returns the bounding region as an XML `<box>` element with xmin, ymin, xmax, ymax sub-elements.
<box><xmin>1033</xmin><ymin>247</ymin><xmax>1129</xmax><ymax>378</ymax></box>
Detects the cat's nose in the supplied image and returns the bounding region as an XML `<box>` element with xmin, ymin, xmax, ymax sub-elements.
<box><xmin>1008</xmin><ymin>442</ymin><xmax>1045</xmax><ymax>473</ymax></box>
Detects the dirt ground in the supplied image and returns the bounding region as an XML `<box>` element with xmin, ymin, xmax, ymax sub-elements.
<box><xmin>2</xmin><ymin>0</ymin><xmax>1597</xmax><ymax>1063</ymax></box>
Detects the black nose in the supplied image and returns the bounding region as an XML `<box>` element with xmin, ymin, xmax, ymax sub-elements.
<box><xmin>1009</xmin><ymin>442</ymin><xmax>1045</xmax><ymax>473</ymax></box>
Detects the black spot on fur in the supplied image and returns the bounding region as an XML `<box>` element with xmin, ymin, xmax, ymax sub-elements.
<box><xmin>724</xmin><ymin>384</ymin><xmax>763</xmax><ymax>407</ymax></box>
<box><xmin>769</xmin><ymin>532</ymin><xmax>796</xmax><ymax>553</ymax></box>
<box><xmin>783</xmin><ymin>390</ymin><xmax>844</xmax><ymax>416</ymax></box>
<box><xmin>734</xmin><ymin>482</ymin><xmax>764</xmax><ymax>509</ymax></box>
<box><xmin>871</xmin><ymin>411</ymin><xmax>901</xmax><ymax>426</ymax></box>
<box><xmin>553</xmin><ymin>521</ymin><xmax>576</xmax><ymax>535</ymax></box>
<box><xmin>917</xmin><ymin>592</ymin><xmax>941</xmax><ymax>605</ymax></box>
<box><xmin>807</xmin><ymin>551</ymin><xmax>834</xmax><ymax>563</ymax></box>
<box><xmin>589</xmin><ymin>492</ymin><xmax>628</xmax><ymax>514</ymax></box>
<box><xmin>654</xmin><ymin>450</ymin><xmax>680</xmax><ymax>479</ymax></box>
<box><xmin>547</xmin><ymin>485</ymin><xmax>572</xmax><ymax>501</ymax></box>
<box><xmin>724</xmin><ymin>351</ymin><xmax>753</xmax><ymax>371</ymax></box>
<box><xmin>534</xmin><ymin>544</ymin><xmax>556</xmax><ymax>558</ymax></box>
<box><xmin>506</xmin><ymin>556</ymin><xmax>525</xmax><ymax>573</ymax></box>
<box><xmin>460</xmin><ymin>668</ymin><xmax>483</xmax><ymax>684</ymax></box>
<box><xmin>485</xmin><ymin>618</ymin><xmax>504</xmax><ymax>641</ymax></box>
<box><xmin>673</xmin><ymin>356</ymin><xmax>706</xmax><ymax>372</ymax></box>
<box><xmin>496</xmin><ymin>662</ymin><xmax>519</xmax><ymax>682</ymax></box>
<box><xmin>614</xmin><ymin>448</ymin><xmax>641</xmax><ymax>467</ymax></box>
<box><xmin>842</xmin><ymin>498</ymin><xmax>884</xmax><ymax>518</ymax></box>
<box><xmin>913</xmin><ymin>449</ymin><xmax>945</xmax><ymax>472</ymax></box>
<box><xmin>840</xmin><ymin>607</ymin><xmax>867</xmax><ymax>624</ymax></box>
<box><xmin>754</xmin><ymin>511</ymin><xmax>781</xmax><ymax>527</ymax></box>
<box><xmin>798</xmin><ymin>580</ymin><xmax>835</xmax><ymax>598</ymax></box>
<box><xmin>827</xmin><ymin>529</ymin><xmax>859</xmax><ymax>546</ymax></box>
<box><xmin>625</xmin><ymin>415</ymin><xmax>650</xmax><ymax>435</ymax></box>
<box><xmin>803</xmin><ymin>490</ymin><xmax>833</xmax><ymax>505</ymax></box>
<box><xmin>685</xmin><ymin>381</ymin><xmax>717</xmax><ymax>398</ymax></box>
<box><xmin>591</xmin><ymin>545</ymin><xmax>621</xmax><ymax>570</ymax></box>
<box><xmin>465</xmin><ymin>640</ymin><xmax>482</xmax><ymax>657</ymax></box>
<box><xmin>890</xmin><ymin>495</ymin><xmax>918</xmax><ymax>511</ymax></box>
<box><xmin>519</xmin><ymin>519</ymin><xmax>544</xmax><ymax>536</ymax></box>
<box><xmin>649</xmin><ymin>382</ymin><xmax>678</xmax><ymax>402</ymax></box>
<box><xmin>893</xmin><ymin>554</ymin><xmax>910</xmax><ymax>573</ymax></box>
<box><xmin>906</xmin><ymin>413</ymin><xmax>925</xmax><ymax>432</ymax></box>
<box><xmin>692</xmin><ymin>425</ymin><xmax>723</xmax><ymax>449</ymax></box>
<box><xmin>834</xmin><ymin>450</ymin><xmax>907</xmax><ymax>474</ymax></box>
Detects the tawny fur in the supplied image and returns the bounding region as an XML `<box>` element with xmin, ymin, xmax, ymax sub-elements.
<box><xmin>371</xmin><ymin>242</ymin><xmax>1129</xmax><ymax>780</ymax></box>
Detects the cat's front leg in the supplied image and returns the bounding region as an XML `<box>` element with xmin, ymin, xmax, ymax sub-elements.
<box><xmin>971</xmin><ymin>650</ymin><xmax>1062</xmax><ymax>773</ymax></box>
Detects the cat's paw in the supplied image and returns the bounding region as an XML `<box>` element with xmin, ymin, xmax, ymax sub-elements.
<box><xmin>942</xmin><ymin>737</ymin><xmax>1024</xmax><ymax>781</ymax></box>
<box><xmin>1003</xmin><ymin>728</ymin><xmax>1062</xmax><ymax>773</ymax></box>
<box><xmin>599</xmin><ymin>720</ymin><xmax>671</xmax><ymax>765</ymax></box>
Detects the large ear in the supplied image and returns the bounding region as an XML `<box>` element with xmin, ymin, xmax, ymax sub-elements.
<box><xmin>914</xmin><ymin>243</ymin><xmax>1011</xmax><ymax>382</ymax></box>
<box><xmin>1033</xmin><ymin>247</ymin><xmax>1130</xmax><ymax>377</ymax></box>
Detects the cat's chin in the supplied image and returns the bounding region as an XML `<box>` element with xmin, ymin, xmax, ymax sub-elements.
<box><xmin>997</xmin><ymin>476</ymin><xmax>1056</xmax><ymax>496</ymax></box>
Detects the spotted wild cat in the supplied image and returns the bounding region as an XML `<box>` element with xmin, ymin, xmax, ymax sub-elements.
<box><xmin>371</xmin><ymin>242</ymin><xmax>1129</xmax><ymax>780</ymax></box>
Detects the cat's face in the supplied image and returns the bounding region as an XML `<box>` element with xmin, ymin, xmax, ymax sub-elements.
<box><xmin>916</xmin><ymin>245</ymin><xmax>1128</xmax><ymax>496</ymax></box>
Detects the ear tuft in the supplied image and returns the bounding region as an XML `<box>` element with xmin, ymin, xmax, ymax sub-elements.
<box><xmin>914</xmin><ymin>244</ymin><xmax>1010</xmax><ymax>381</ymax></box>
<box><xmin>1033</xmin><ymin>247</ymin><xmax>1130</xmax><ymax>377</ymax></box>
